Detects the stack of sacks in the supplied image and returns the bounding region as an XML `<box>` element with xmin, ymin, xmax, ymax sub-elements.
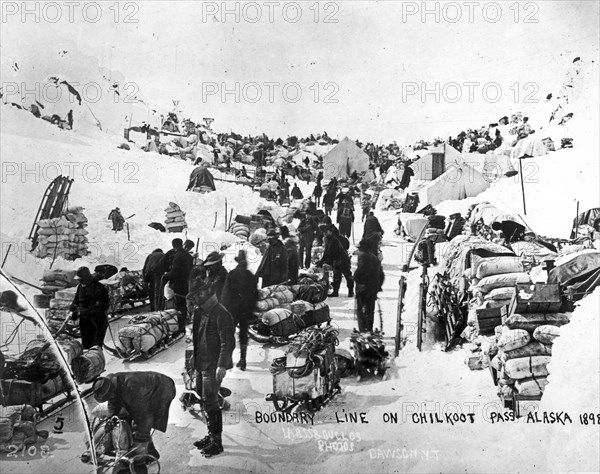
<box><xmin>425</xmin><ymin>214</ymin><xmax>447</xmax><ymax>243</ymax></box>
<box><xmin>228</xmin><ymin>222</ymin><xmax>250</xmax><ymax>240</ymax></box>
<box><xmin>255</xmin><ymin>284</ymin><xmax>296</xmax><ymax>314</ymax></box>
<box><xmin>117</xmin><ymin>309</ymin><xmax>179</xmax><ymax>354</ymax></box>
<box><xmin>35</xmin><ymin>207</ymin><xmax>90</xmax><ymax>259</ymax></box>
<box><xmin>40</xmin><ymin>269</ymin><xmax>77</xmax><ymax>293</ymax></box>
<box><xmin>491</xmin><ymin>312</ymin><xmax>569</xmax><ymax>399</ymax></box>
<box><xmin>0</xmin><ymin>406</ymin><xmax>49</xmax><ymax>453</ymax></box>
<box><xmin>46</xmin><ymin>287</ymin><xmax>78</xmax><ymax>334</ymax></box>
<box><xmin>71</xmin><ymin>346</ymin><xmax>105</xmax><ymax>384</ymax></box>
<box><xmin>164</xmin><ymin>202</ymin><xmax>187</xmax><ymax>233</ymax></box>
<box><xmin>466</xmin><ymin>255</ymin><xmax>530</xmax><ymax>330</ymax></box>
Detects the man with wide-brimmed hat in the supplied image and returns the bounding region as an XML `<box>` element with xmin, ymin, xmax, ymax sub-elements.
<box><xmin>92</xmin><ymin>371</ymin><xmax>176</xmax><ymax>459</ymax></box>
<box><xmin>221</xmin><ymin>250</ymin><xmax>258</xmax><ymax>371</ymax></box>
<box><xmin>256</xmin><ymin>228</ymin><xmax>288</xmax><ymax>288</ymax></box>
<box><xmin>188</xmin><ymin>278</ymin><xmax>235</xmax><ymax>457</ymax></box>
<box><xmin>70</xmin><ymin>266</ymin><xmax>109</xmax><ymax>349</ymax></box>
<box><xmin>203</xmin><ymin>251</ymin><xmax>228</xmax><ymax>302</ymax></box>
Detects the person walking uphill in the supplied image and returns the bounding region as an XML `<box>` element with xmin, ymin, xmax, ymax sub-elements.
<box><xmin>221</xmin><ymin>250</ymin><xmax>258</xmax><ymax>371</ymax></box>
<box><xmin>188</xmin><ymin>279</ymin><xmax>235</xmax><ymax>457</ymax></box>
<box><xmin>70</xmin><ymin>266</ymin><xmax>109</xmax><ymax>349</ymax></box>
<box><xmin>91</xmin><ymin>371</ymin><xmax>176</xmax><ymax>460</ymax></box>
<box><xmin>108</xmin><ymin>207</ymin><xmax>125</xmax><ymax>232</ymax></box>
<box><xmin>256</xmin><ymin>229</ymin><xmax>288</xmax><ymax>288</ymax></box>
<box><xmin>164</xmin><ymin>239</ymin><xmax>194</xmax><ymax>337</ymax></box>
<box><xmin>142</xmin><ymin>248</ymin><xmax>165</xmax><ymax>311</ymax></box>
<box><xmin>353</xmin><ymin>236</ymin><xmax>385</xmax><ymax>332</ymax></box>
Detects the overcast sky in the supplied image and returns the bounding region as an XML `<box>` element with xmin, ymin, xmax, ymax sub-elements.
<box><xmin>2</xmin><ymin>1</ymin><xmax>599</xmax><ymax>143</ymax></box>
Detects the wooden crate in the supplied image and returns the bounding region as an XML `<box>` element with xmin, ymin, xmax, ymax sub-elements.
<box><xmin>509</xmin><ymin>283</ymin><xmax>561</xmax><ymax>314</ymax></box>
<box><xmin>476</xmin><ymin>306</ymin><xmax>508</xmax><ymax>336</ymax></box>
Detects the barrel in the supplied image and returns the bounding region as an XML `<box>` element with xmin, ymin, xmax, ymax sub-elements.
<box><xmin>71</xmin><ymin>347</ymin><xmax>105</xmax><ymax>384</ymax></box>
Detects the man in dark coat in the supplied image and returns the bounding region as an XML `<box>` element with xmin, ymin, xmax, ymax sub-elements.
<box><xmin>92</xmin><ymin>371</ymin><xmax>176</xmax><ymax>459</ymax></box>
<box><xmin>353</xmin><ymin>236</ymin><xmax>385</xmax><ymax>332</ymax></box>
<box><xmin>291</xmin><ymin>183</ymin><xmax>303</xmax><ymax>200</ymax></box>
<box><xmin>256</xmin><ymin>229</ymin><xmax>289</xmax><ymax>288</ymax></box>
<box><xmin>297</xmin><ymin>212</ymin><xmax>318</xmax><ymax>269</ymax></box>
<box><xmin>108</xmin><ymin>207</ymin><xmax>125</xmax><ymax>232</ymax></box>
<box><xmin>188</xmin><ymin>279</ymin><xmax>235</xmax><ymax>457</ymax></box>
<box><xmin>164</xmin><ymin>240</ymin><xmax>194</xmax><ymax>335</ymax></box>
<box><xmin>199</xmin><ymin>252</ymin><xmax>225</xmax><ymax>296</ymax></box>
<box><xmin>312</xmin><ymin>182</ymin><xmax>323</xmax><ymax>207</ymax></box>
<box><xmin>70</xmin><ymin>266</ymin><xmax>109</xmax><ymax>349</ymax></box>
<box><xmin>280</xmin><ymin>226</ymin><xmax>299</xmax><ymax>284</ymax></box>
<box><xmin>363</xmin><ymin>212</ymin><xmax>384</xmax><ymax>241</ymax></box>
<box><xmin>142</xmin><ymin>248</ymin><xmax>165</xmax><ymax>311</ymax></box>
<box><xmin>322</xmin><ymin>187</ymin><xmax>336</xmax><ymax>216</ymax></box>
<box><xmin>221</xmin><ymin>250</ymin><xmax>258</xmax><ymax>371</ymax></box>
<box><xmin>316</xmin><ymin>225</ymin><xmax>354</xmax><ymax>298</ymax></box>
<box><xmin>336</xmin><ymin>195</ymin><xmax>355</xmax><ymax>239</ymax></box>
<box><xmin>399</xmin><ymin>161</ymin><xmax>414</xmax><ymax>190</ymax></box>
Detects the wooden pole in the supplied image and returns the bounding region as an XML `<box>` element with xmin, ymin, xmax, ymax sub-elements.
<box><xmin>126</xmin><ymin>223</ymin><xmax>130</xmax><ymax>241</ymax></box>
<box><xmin>225</xmin><ymin>198</ymin><xmax>228</xmax><ymax>230</ymax></box>
<box><xmin>575</xmin><ymin>200</ymin><xmax>580</xmax><ymax>238</ymax></box>
<box><xmin>1</xmin><ymin>244</ymin><xmax>12</xmax><ymax>268</ymax></box>
<box><xmin>518</xmin><ymin>157</ymin><xmax>527</xmax><ymax>215</ymax></box>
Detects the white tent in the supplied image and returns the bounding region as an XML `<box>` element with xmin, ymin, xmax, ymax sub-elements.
<box><xmin>410</xmin><ymin>144</ymin><xmax>463</xmax><ymax>180</ymax></box>
<box><xmin>417</xmin><ymin>163</ymin><xmax>490</xmax><ymax>208</ymax></box>
<box><xmin>323</xmin><ymin>137</ymin><xmax>372</xmax><ymax>181</ymax></box>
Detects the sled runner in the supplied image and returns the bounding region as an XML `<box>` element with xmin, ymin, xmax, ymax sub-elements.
<box><xmin>118</xmin><ymin>332</ymin><xmax>185</xmax><ymax>363</ymax></box>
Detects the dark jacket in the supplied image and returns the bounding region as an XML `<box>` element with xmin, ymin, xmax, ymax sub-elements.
<box><xmin>291</xmin><ymin>186</ymin><xmax>303</xmax><ymax>200</ymax></box>
<box><xmin>313</xmin><ymin>184</ymin><xmax>323</xmax><ymax>198</ymax></box>
<box><xmin>164</xmin><ymin>249</ymin><xmax>193</xmax><ymax>294</ymax></box>
<box><xmin>363</xmin><ymin>215</ymin><xmax>384</xmax><ymax>240</ymax></box>
<box><xmin>283</xmin><ymin>237</ymin><xmax>299</xmax><ymax>285</ymax></box>
<box><xmin>142</xmin><ymin>250</ymin><xmax>165</xmax><ymax>281</ymax></box>
<box><xmin>297</xmin><ymin>216</ymin><xmax>317</xmax><ymax>243</ymax></box>
<box><xmin>318</xmin><ymin>234</ymin><xmax>345</xmax><ymax>266</ymax></box>
<box><xmin>256</xmin><ymin>239</ymin><xmax>288</xmax><ymax>287</ymax></box>
<box><xmin>399</xmin><ymin>166</ymin><xmax>414</xmax><ymax>190</ymax></box>
<box><xmin>204</xmin><ymin>264</ymin><xmax>229</xmax><ymax>302</ymax></box>
<box><xmin>322</xmin><ymin>191</ymin><xmax>336</xmax><ymax>208</ymax></box>
<box><xmin>193</xmin><ymin>296</ymin><xmax>235</xmax><ymax>371</ymax></box>
<box><xmin>221</xmin><ymin>264</ymin><xmax>258</xmax><ymax>315</ymax></box>
<box><xmin>353</xmin><ymin>249</ymin><xmax>385</xmax><ymax>296</ymax></box>
<box><xmin>105</xmin><ymin>371</ymin><xmax>176</xmax><ymax>433</ymax></box>
<box><xmin>70</xmin><ymin>278</ymin><xmax>109</xmax><ymax>318</ymax></box>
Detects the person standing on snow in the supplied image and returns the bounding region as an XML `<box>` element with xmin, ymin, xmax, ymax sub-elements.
<box><xmin>353</xmin><ymin>236</ymin><xmax>385</xmax><ymax>332</ymax></box>
<box><xmin>108</xmin><ymin>207</ymin><xmax>125</xmax><ymax>232</ymax></box>
<box><xmin>188</xmin><ymin>279</ymin><xmax>235</xmax><ymax>457</ymax></box>
<box><xmin>70</xmin><ymin>266</ymin><xmax>109</xmax><ymax>349</ymax></box>
<box><xmin>163</xmin><ymin>239</ymin><xmax>194</xmax><ymax>336</ymax></box>
<box><xmin>221</xmin><ymin>250</ymin><xmax>258</xmax><ymax>371</ymax></box>
<box><xmin>316</xmin><ymin>225</ymin><xmax>354</xmax><ymax>298</ymax></box>
<box><xmin>291</xmin><ymin>183</ymin><xmax>303</xmax><ymax>200</ymax></box>
<box><xmin>280</xmin><ymin>226</ymin><xmax>299</xmax><ymax>284</ymax></box>
<box><xmin>142</xmin><ymin>248</ymin><xmax>165</xmax><ymax>311</ymax></box>
<box><xmin>312</xmin><ymin>182</ymin><xmax>323</xmax><ymax>208</ymax></box>
<box><xmin>297</xmin><ymin>211</ymin><xmax>318</xmax><ymax>269</ymax></box>
<box><xmin>256</xmin><ymin>229</ymin><xmax>288</xmax><ymax>287</ymax></box>
<box><xmin>362</xmin><ymin>211</ymin><xmax>384</xmax><ymax>241</ymax></box>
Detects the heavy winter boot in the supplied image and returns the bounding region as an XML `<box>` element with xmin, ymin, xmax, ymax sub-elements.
<box><xmin>193</xmin><ymin>411</ymin><xmax>214</xmax><ymax>450</ymax></box>
<box><xmin>201</xmin><ymin>410</ymin><xmax>224</xmax><ymax>457</ymax></box>
<box><xmin>348</xmin><ymin>279</ymin><xmax>354</xmax><ymax>298</ymax></box>
<box><xmin>236</xmin><ymin>344</ymin><xmax>247</xmax><ymax>371</ymax></box>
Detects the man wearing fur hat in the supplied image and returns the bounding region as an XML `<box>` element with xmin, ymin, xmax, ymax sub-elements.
<box><xmin>188</xmin><ymin>279</ymin><xmax>235</xmax><ymax>457</ymax></box>
<box><xmin>222</xmin><ymin>250</ymin><xmax>258</xmax><ymax>371</ymax></box>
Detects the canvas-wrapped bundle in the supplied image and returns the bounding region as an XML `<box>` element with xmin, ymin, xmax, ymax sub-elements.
<box><xmin>71</xmin><ymin>346</ymin><xmax>105</xmax><ymax>384</ymax></box>
<box><xmin>515</xmin><ymin>377</ymin><xmax>549</xmax><ymax>396</ymax></box>
<box><xmin>504</xmin><ymin>355</ymin><xmax>552</xmax><ymax>379</ymax></box>
<box><xmin>473</xmin><ymin>272</ymin><xmax>532</xmax><ymax>294</ymax></box>
<box><xmin>118</xmin><ymin>310</ymin><xmax>179</xmax><ymax>353</ymax></box>
<box><xmin>500</xmin><ymin>341</ymin><xmax>552</xmax><ymax>361</ymax></box>
<box><xmin>504</xmin><ymin>313</ymin><xmax>570</xmax><ymax>333</ymax></box>
<box><xmin>262</xmin><ymin>308</ymin><xmax>293</xmax><ymax>326</ymax></box>
<box><xmin>497</xmin><ymin>329</ymin><xmax>531</xmax><ymax>352</ymax></box>
<box><xmin>56</xmin><ymin>336</ymin><xmax>83</xmax><ymax>364</ymax></box>
<box><xmin>533</xmin><ymin>325</ymin><xmax>561</xmax><ymax>344</ymax></box>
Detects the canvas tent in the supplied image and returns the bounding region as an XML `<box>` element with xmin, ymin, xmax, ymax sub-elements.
<box><xmin>462</xmin><ymin>152</ymin><xmax>517</xmax><ymax>180</ymax></box>
<box><xmin>410</xmin><ymin>144</ymin><xmax>463</xmax><ymax>181</ymax></box>
<box><xmin>417</xmin><ymin>163</ymin><xmax>490</xmax><ymax>208</ymax></box>
<box><xmin>323</xmin><ymin>137</ymin><xmax>373</xmax><ymax>181</ymax></box>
